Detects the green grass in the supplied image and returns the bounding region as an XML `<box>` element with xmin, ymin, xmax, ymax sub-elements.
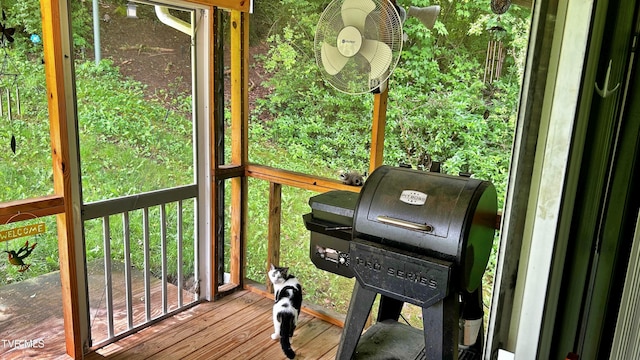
<box><xmin>1</xmin><ymin>53</ymin><xmax>501</xmax><ymax>319</ymax></box>
<box><xmin>0</xmin><ymin>54</ymin><xmax>358</xmax><ymax>315</ymax></box>
<box><xmin>245</xmin><ymin>177</ymin><xmax>355</xmax><ymax>314</ymax></box>
<box><xmin>76</xmin><ymin>59</ymin><xmax>197</xmax><ymax>289</ymax></box>
<box><xmin>1</xmin><ymin>56</ymin><xmax>197</xmax><ymax>286</ymax></box>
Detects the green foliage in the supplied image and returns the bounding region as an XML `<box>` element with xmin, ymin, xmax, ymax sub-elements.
<box><xmin>1</xmin><ymin>0</ymin><xmax>92</xmax><ymax>52</ymax></box>
<box><xmin>252</xmin><ymin>0</ymin><xmax>374</xmax><ymax>174</ymax></box>
<box><xmin>0</xmin><ymin>0</ymin><xmax>531</xmax><ymax>317</ymax></box>
<box><xmin>0</xmin><ymin>49</ymin><xmax>51</xmax><ymax>201</ymax></box>
<box><xmin>74</xmin><ymin>60</ymin><xmax>193</xmax><ymax>201</ymax></box>
<box><xmin>252</xmin><ymin>0</ymin><xmax>531</xmax><ymax>207</ymax></box>
<box><xmin>1</xmin><ymin>54</ymin><xmax>195</xmax><ymax>286</ymax></box>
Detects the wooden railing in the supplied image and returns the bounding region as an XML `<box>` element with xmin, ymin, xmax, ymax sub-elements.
<box><xmin>242</xmin><ymin>164</ymin><xmax>503</xmax><ymax>328</ymax></box>
<box><xmin>247</xmin><ymin>164</ymin><xmax>364</xmax><ymax>193</ymax></box>
<box><xmin>0</xmin><ymin>195</ymin><xmax>65</xmax><ymax>224</ymax></box>
<box><xmin>244</xmin><ymin>163</ymin><xmax>503</xmax><ymax>295</ymax></box>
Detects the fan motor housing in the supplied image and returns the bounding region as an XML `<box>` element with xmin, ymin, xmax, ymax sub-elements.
<box><xmin>337</xmin><ymin>26</ymin><xmax>362</xmax><ymax>57</ymax></box>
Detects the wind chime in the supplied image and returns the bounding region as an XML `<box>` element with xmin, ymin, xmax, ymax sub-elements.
<box><xmin>0</xmin><ymin>9</ymin><xmax>20</xmax><ymax>154</ymax></box>
<box><xmin>484</xmin><ymin>0</ymin><xmax>511</xmax><ymax>84</ymax></box>
<box><xmin>483</xmin><ymin>25</ymin><xmax>506</xmax><ymax>84</ymax></box>
<box><xmin>0</xmin><ymin>11</ymin><xmax>35</xmax><ymax>272</ymax></box>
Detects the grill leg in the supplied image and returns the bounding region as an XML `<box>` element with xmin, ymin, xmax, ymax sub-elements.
<box><xmin>422</xmin><ymin>294</ymin><xmax>460</xmax><ymax>360</ymax></box>
<box><xmin>377</xmin><ymin>295</ymin><xmax>404</xmax><ymax>322</ymax></box>
<box><xmin>336</xmin><ymin>282</ymin><xmax>377</xmax><ymax>360</ymax></box>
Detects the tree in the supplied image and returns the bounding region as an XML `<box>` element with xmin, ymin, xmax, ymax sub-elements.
<box><xmin>254</xmin><ymin>0</ymin><xmax>531</xmax><ymax>205</ymax></box>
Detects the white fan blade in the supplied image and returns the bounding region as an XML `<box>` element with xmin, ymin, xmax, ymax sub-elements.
<box><xmin>359</xmin><ymin>39</ymin><xmax>392</xmax><ymax>80</ymax></box>
<box><xmin>341</xmin><ymin>0</ymin><xmax>376</xmax><ymax>31</ymax></box>
<box><xmin>321</xmin><ymin>42</ymin><xmax>350</xmax><ymax>75</ymax></box>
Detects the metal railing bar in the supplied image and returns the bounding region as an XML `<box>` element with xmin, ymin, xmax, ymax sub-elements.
<box><xmin>160</xmin><ymin>204</ymin><xmax>168</xmax><ymax>314</ymax></box>
<box><xmin>177</xmin><ymin>200</ymin><xmax>184</xmax><ymax>307</ymax></box>
<box><xmin>88</xmin><ymin>198</ymin><xmax>201</xmax><ymax>345</ymax></box>
<box><xmin>122</xmin><ymin>211</ymin><xmax>134</xmax><ymax>330</ymax></box>
<box><xmin>127</xmin><ymin>0</ymin><xmax>198</xmax><ymax>13</ymax></box>
<box><xmin>143</xmin><ymin>207</ymin><xmax>151</xmax><ymax>322</ymax></box>
<box><xmin>102</xmin><ymin>216</ymin><xmax>115</xmax><ymax>338</ymax></box>
<box><xmin>82</xmin><ymin>184</ymin><xmax>198</xmax><ymax>221</ymax></box>
<box><xmin>193</xmin><ymin>198</ymin><xmax>199</xmax><ymax>301</ymax></box>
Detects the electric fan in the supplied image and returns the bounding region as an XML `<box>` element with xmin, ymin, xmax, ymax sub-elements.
<box><xmin>314</xmin><ymin>0</ymin><xmax>403</xmax><ymax>94</ymax></box>
<box><xmin>314</xmin><ymin>0</ymin><xmax>441</xmax><ymax>94</ymax></box>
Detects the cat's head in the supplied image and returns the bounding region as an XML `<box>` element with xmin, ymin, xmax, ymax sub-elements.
<box><xmin>268</xmin><ymin>263</ymin><xmax>289</xmax><ymax>285</ymax></box>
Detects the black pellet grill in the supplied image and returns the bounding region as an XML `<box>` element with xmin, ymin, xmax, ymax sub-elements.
<box><xmin>304</xmin><ymin>166</ymin><xmax>497</xmax><ymax>360</ymax></box>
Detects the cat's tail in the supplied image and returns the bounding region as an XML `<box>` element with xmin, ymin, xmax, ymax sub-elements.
<box><xmin>279</xmin><ymin>312</ymin><xmax>296</xmax><ymax>359</ymax></box>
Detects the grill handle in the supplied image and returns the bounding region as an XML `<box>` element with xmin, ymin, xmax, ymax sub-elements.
<box><xmin>377</xmin><ymin>215</ymin><xmax>434</xmax><ymax>232</ymax></box>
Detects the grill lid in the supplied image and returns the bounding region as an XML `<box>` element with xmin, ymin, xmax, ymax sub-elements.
<box><xmin>353</xmin><ymin>166</ymin><xmax>497</xmax><ymax>291</ymax></box>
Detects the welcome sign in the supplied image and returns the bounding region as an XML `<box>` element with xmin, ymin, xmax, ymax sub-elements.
<box><xmin>0</xmin><ymin>223</ymin><xmax>46</xmax><ymax>243</ymax></box>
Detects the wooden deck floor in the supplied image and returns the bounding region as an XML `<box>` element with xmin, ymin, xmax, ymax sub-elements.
<box><xmin>85</xmin><ymin>289</ymin><xmax>341</xmax><ymax>360</ymax></box>
<box><xmin>1</xmin><ymin>259</ymin><xmax>200</xmax><ymax>359</ymax></box>
<box><xmin>1</xmin><ymin>262</ymin><xmax>342</xmax><ymax>360</ymax></box>
<box><xmin>0</xmin><ymin>271</ymin><xmax>68</xmax><ymax>359</ymax></box>
<box><xmin>1</xmin><ymin>284</ymin><xmax>341</xmax><ymax>360</ymax></box>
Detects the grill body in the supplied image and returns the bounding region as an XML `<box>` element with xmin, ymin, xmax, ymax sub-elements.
<box><xmin>353</xmin><ymin>165</ymin><xmax>497</xmax><ymax>293</ymax></box>
<box><xmin>304</xmin><ymin>165</ymin><xmax>498</xmax><ymax>360</ymax></box>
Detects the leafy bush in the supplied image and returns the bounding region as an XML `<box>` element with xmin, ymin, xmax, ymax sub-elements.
<box><xmin>1</xmin><ymin>53</ymin><xmax>195</xmax><ymax>285</ymax></box>
<box><xmin>2</xmin><ymin>0</ymin><xmax>92</xmax><ymax>52</ymax></box>
<box><xmin>253</xmin><ymin>0</ymin><xmax>531</xmax><ymax>207</ymax></box>
<box><xmin>0</xmin><ymin>0</ymin><xmax>532</xmax><ymax>318</ymax></box>
<box><xmin>0</xmin><ymin>49</ymin><xmax>51</xmax><ymax>201</ymax></box>
<box><xmin>252</xmin><ymin>0</ymin><xmax>374</xmax><ymax>174</ymax></box>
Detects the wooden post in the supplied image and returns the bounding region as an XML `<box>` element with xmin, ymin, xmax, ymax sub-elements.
<box><xmin>41</xmin><ymin>0</ymin><xmax>87</xmax><ymax>357</ymax></box>
<box><xmin>369</xmin><ymin>88</ymin><xmax>389</xmax><ymax>175</ymax></box>
<box><xmin>266</xmin><ymin>182</ymin><xmax>282</xmax><ymax>293</ymax></box>
<box><xmin>229</xmin><ymin>9</ymin><xmax>249</xmax><ymax>287</ymax></box>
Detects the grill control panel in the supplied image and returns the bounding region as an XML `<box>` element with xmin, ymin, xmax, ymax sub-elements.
<box><xmin>315</xmin><ymin>245</ymin><xmax>350</xmax><ymax>267</ymax></box>
<box><xmin>308</xmin><ymin>228</ymin><xmax>354</xmax><ymax>278</ymax></box>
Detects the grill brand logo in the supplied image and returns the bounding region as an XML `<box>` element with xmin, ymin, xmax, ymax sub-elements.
<box><xmin>354</xmin><ymin>257</ymin><xmax>438</xmax><ymax>289</ymax></box>
<box><xmin>399</xmin><ymin>190</ymin><xmax>428</xmax><ymax>205</ymax></box>
<box><xmin>387</xmin><ymin>267</ymin><xmax>438</xmax><ymax>289</ymax></box>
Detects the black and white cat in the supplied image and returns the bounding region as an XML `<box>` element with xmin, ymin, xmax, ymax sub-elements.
<box><xmin>268</xmin><ymin>264</ymin><xmax>302</xmax><ymax>359</ymax></box>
